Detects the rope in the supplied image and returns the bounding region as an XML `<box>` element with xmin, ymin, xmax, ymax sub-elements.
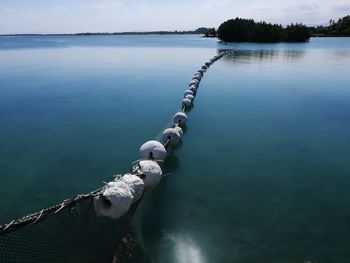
<box><xmin>0</xmin><ymin>188</ymin><xmax>102</xmax><ymax>235</ymax></box>
<box><xmin>163</xmin><ymin>138</ymin><xmax>171</xmax><ymax>149</ymax></box>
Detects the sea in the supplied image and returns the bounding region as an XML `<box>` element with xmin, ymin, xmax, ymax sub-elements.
<box><xmin>0</xmin><ymin>35</ymin><xmax>350</xmax><ymax>262</ymax></box>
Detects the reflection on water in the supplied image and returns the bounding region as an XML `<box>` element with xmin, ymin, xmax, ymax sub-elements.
<box><xmin>332</xmin><ymin>49</ymin><xmax>350</xmax><ymax>59</ymax></box>
<box><xmin>220</xmin><ymin>49</ymin><xmax>306</xmax><ymax>64</ymax></box>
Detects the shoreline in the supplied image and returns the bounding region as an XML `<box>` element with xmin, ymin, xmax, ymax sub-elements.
<box><xmin>1</xmin><ymin>33</ymin><xmax>349</xmax><ymax>38</ymax></box>
<box><xmin>0</xmin><ymin>32</ymin><xmax>203</xmax><ymax>37</ymax></box>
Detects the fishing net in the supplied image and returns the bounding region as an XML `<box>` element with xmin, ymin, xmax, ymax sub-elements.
<box><xmin>0</xmin><ymin>195</ymin><xmax>140</xmax><ymax>263</ymax></box>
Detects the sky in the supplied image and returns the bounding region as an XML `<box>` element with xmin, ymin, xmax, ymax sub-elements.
<box><xmin>0</xmin><ymin>0</ymin><xmax>349</xmax><ymax>34</ymax></box>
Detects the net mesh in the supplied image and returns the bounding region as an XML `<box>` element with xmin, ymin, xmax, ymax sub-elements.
<box><xmin>0</xmin><ymin>197</ymin><xmax>139</xmax><ymax>263</ymax></box>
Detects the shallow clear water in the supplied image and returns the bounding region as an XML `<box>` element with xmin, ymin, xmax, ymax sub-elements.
<box><xmin>1</xmin><ymin>35</ymin><xmax>350</xmax><ymax>262</ymax></box>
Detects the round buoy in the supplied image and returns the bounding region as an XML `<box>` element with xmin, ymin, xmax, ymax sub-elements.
<box><xmin>94</xmin><ymin>181</ymin><xmax>133</xmax><ymax>219</ymax></box>
<box><xmin>139</xmin><ymin>140</ymin><xmax>166</xmax><ymax>160</ymax></box>
<box><xmin>174</xmin><ymin>126</ymin><xmax>183</xmax><ymax>136</ymax></box>
<box><xmin>185</xmin><ymin>94</ymin><xmax>195</xmax><ymax>101</ymax></box>
<box><xmin>182</xmin><ymin>98</ymin><xmax>192</xmax><ymax>108</ymax></box>
<box><xmin>162</xmin><ymin>128</ymin><xmax>181</xmax><ymax>145</ymax></box>
<box><xmin>189</xmin><ymin>80</ymin><xmax>199</xmax><ymax>86</ymax></box>
<box><xmin>184</xmin><ymin>90</ymin><xmax>194</xmax><ymax>97</ymax></box>
<box><xmin>138</xmin><ymin>160</ymin><xmax>162</xmax><ymax>189</ymax></box>
<box><xmin>189</xmin><ymin>86</ymin><xmax>197</xmax><ymax>93</ymax></box>
<box><xmin>119</xmin><ymin>173</ymin><xmax>144</xmax><ymax>203</ymax></box>
<box><xmin>173</xmin><ymin>112</ymin><xmax>188</xmax><ymax>125</ymax></box>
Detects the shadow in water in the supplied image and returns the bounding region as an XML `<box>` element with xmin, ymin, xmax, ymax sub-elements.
<box><xmin>180</xmin><ymin>125</ymin><xmax>188</xmax><ymax>134</ymax></box>
<box><xmin>332</xmin><ymin>49</ymin><xmax>350</xmax><ymax>59</ymax></box>
<box><xmin>162</xmin><ymin>155</ymin><xmax>181</xmax><ymax>174</ymax></box>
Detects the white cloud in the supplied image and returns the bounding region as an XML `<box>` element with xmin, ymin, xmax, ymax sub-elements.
<box><xmin>284</xmin><ymin>3</ymin><xmax>319</xmax><ymax>12</ymax></box>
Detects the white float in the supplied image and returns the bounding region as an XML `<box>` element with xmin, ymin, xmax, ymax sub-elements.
<box><xmin>184</xmin><ymin>90</ymin><xmax>194</xmax><ymax>97</ymax></box>
<box><xmin>138</xmin><ymin>160</ymin><xmax>163</xmax><ymax>189</ymax></box>
<box><xmin>94</xmin><ymin>181</ymin><xmax>133</xmax><ymax>219</ymax></box>
<box><xmin>119</xmin><ymin>173</ymin><xmax>144</xmax><ymax>203</ymax></box>
<box><xmin>162</xmin><ymin>128</ymin><xmax>181</xmax><ymax>145</ymax></box>
<box><xmin>189</xmin><ymin>86</ymin><xmax>197</xmax><ymax>93</ymax></box>
<box><xmin>182</xmin><ymin>98</ymin><xmax>192</xmax><ymax>108</ymax></box>
<box><xmin>173</xmin><ymin>112</ymin><xmax>188</xmax><ymax>125</ymax></box>
<box><xmin>189</xmin><ymin>80</ymin><xmax>199</xmax><ymax>86</ymax></box>
<box><xmin>185</xmin><ymin>94</ymin><xmax>195</xmax><ymax>101</ymax></box>
<box><xmin>139</xmin><ymin>140</ymin><xmax>166</xmax><ymax>160</ymax></box>
<box><xmin>174</xmin><ymin>126</ymin><xmax>183</xmax><ymax>136</ymax></box>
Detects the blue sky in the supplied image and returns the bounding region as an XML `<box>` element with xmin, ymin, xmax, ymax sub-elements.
<box><xmin>0</xmin><ymin>0</ymin><xmax>349</xmax><ymax>34</ymax></box>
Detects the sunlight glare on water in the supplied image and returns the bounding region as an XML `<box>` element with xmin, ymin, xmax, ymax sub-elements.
<box><xmin>170</xmin><ymin>233</ymin><xmax>205</xmax><ymax>263</ymax></box>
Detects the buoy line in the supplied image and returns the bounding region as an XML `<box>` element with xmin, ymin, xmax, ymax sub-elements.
<box><xmin>93</xmin><ymin>50</ymin><xmax>231</xmax><ymax>220</ymax></box>
<box><xmin>0</xmin><ymin>50</ymin><xmax>232</xmax><ymax>234</ymax></box>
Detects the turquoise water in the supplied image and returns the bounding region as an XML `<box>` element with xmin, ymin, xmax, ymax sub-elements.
<box><xmin>1</xmin><ymin>35</ymin><xmax>350</xmax><ymax>262</ymax></box>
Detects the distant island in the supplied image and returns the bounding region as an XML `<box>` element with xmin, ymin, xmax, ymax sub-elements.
<box><xmin>215</xmin><ymin>18</ymin><xmax>310</xmax><ymax>43</ymax></box>
<box><xmin>205</xmin><ymin>15</ymin><xmax>350</xmax><ymax>42</ymax></box>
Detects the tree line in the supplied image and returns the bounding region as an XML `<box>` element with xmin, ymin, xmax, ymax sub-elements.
<box><xmin>216</xmin><ymin>18</ymin><xmax>310</xmax><ymax>43</ymax></box>
<box><xmin>309</xmin><ymin>15</ymin><xmax>350</xmax><ymax>36</ymax></box>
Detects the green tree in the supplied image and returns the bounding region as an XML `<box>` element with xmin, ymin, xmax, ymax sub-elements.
<box><xmin>205</xmin><ymin>28</ymin><xmax>217</xmax><ymax>37</ymax></box>
<box><xmin>218</xmin><ymin>18</ymin><xmax>310</xmax><ymax>43</ymax></box>
<box><xmin>329</xmin><ymin>15</ymin><xmax>350</xmax><ymax>36</ymax></box>
<box><xmin>283</xmin><ymin>23</ymin><xmax>310</xmax><ymax>42</ymax></box>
